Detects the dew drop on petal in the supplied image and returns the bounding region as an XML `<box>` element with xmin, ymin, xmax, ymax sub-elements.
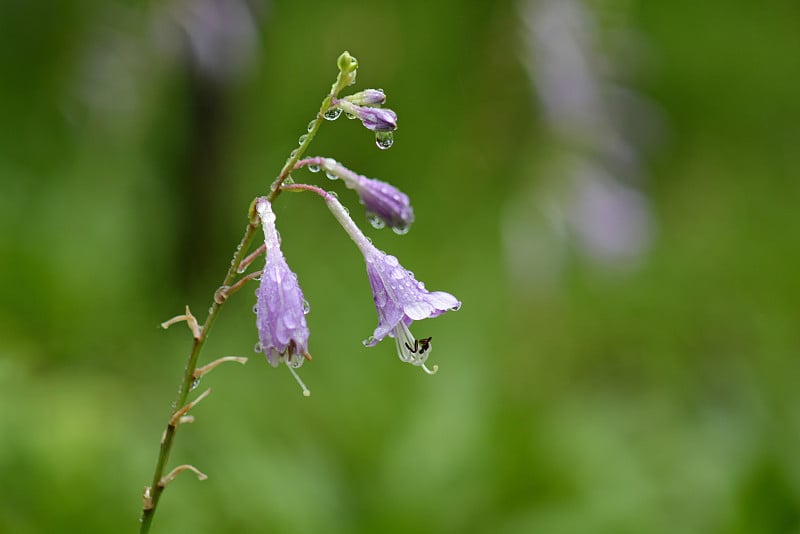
<box><xmin>366</xmin><ymin>213</ymin><xmax>385</xmax><ymax>229</ymax></box>
<box><xmin>346</xmin><ymin>112</ymin><xmax>357</xmax><ymax>120</ymax></box>
<box><xmin>302</xmin><ymin>299</ymin><xmax>311</xmax><ymax>314</ymax></box>
<box><xmin>325</xmin><ymin>171</ymin><xmax>338</xmax><ymax>180</ymax></box>
<box><xmin>254</xmin><ymin>341</ymin><xmax>263</xmax><ymax>352</ymax></box>
<box><xmin>308</xmin><ymin>163</ymin><xmax>320</xmax><ymax>173</ymax></box>
<box><xmin>385</xmin><ymin>255</ymin><xmax>399</xmax><ymax>267</ymax></box>
<box><xmin>391</xmin><ymin>268</ymin><xmax>404</xmax><ymax>280</ymax></box>
<box><xmin>392</xmin><ymin>223</ymin><xmax>409</xmax><ymax>235</ymax></box>
<box><xmin>375</xmin><ymin>131</ymin><xmax>394</xmax><ymax>150</ymax></box>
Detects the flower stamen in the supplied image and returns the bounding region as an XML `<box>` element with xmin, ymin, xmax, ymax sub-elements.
<box><xmin>287</xmin><ymin>365</ymin><xmax>311</xmax><ymax>397</ymax></box>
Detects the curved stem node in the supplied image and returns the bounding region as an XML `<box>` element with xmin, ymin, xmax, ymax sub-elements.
<box><xmin>194</xmin><ymin>356</ymin><xmax>249</xmax><ymax>380</ymax></box>
<box><xmin>158</xmin><ymin>464</ymin><xmax>208</xmax><ymax>489</ymax></box>
<box><xmin>169</xmin><ymin>388</ymin><xmax>212</xmax><ymax>427</ymax></box>
<box><xmin>160</xmin><ymin>306</ymin><xmax>201</xmax><ymax>339</ymax></box>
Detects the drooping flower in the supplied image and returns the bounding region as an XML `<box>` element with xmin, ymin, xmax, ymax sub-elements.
<box><xmin>254</xmin><ymin>197</ymin><xmax>311</xmax><ymax>395</ymax></box>
<box><xmin>318</xmin><ymin>158</ymin><xmax>414</xmax><ymax>232</ymax></box>
<box><xmin>335</xmin><ymin>99</ymin><xmax>398</xmax><ymax>132</ymax></box>
<box><xmin>325</xmin><ymin>194</ymin><xmax>460</xmax><ymax>374</ymax></box>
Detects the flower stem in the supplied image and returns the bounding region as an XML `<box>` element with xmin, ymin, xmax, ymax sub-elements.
<box><xmin>140</xmin><ymin>220</ymin><xmax>259</xmax><ymax>534</ymax></box>
<box><xmin>269</xmin><ymin>62</ymin><xmax>352</xmax><ymax>199</ymax></box>
<box><xmin>139</xmin><ymin>55</ymin><xmax>353</xmax><ymax>533</ymax></box>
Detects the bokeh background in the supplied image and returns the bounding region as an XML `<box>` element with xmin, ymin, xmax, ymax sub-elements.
<box><xmin>2</xmin><ymin>0</ymin><xmax>799</xmax><ymax>532</ymax></box>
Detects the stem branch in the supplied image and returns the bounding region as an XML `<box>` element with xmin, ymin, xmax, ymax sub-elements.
<box><xmin>139</xmin><ymin>55</ymin><xmax>353</xmax><ymax>533</ymax></box>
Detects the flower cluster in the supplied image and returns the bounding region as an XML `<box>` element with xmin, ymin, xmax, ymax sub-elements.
<box><xmin>252</xmin><ymin>51</ymin><xmax>460</xmax><ymax>393</ymax></box>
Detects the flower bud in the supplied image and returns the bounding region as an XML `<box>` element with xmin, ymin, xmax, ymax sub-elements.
<box><xmin>342</xmin><ymin>89</ymin><xmax>386</xmax><ymax>106</ymax></box>
<box><xmin>336</xmin><ymin>100</ymin><xmax>397</xmax><ymax>132</ymax></box>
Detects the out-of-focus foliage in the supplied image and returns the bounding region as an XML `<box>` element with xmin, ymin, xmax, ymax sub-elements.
<box><xmin>1</xmin><ymin>0</ymin><xmax>799</xmax><ymax>532</ymax></box>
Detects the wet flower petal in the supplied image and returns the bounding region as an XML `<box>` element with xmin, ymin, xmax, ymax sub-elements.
<box><xmin>254</xmin><ymin>198</ymin><xmax>310</xmax><ymax>370</ymax></box>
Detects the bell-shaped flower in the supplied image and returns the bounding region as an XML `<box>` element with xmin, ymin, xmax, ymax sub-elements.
<box><xmin>319</xmin><ymin>158</ymin><xmax>414</xmax><ymax>232</ymax></box>
<box><xmin>325</xmin><ymin>194</ymin><xmax>460</xmax><ymax>374</ymax></box>
<box><xmin>254</xmin><ymin>198</ymin><xmax>311</xmax><ymax>395</ymax></box>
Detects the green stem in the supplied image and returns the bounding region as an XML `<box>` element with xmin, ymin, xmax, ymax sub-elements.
<box><xmin>140</xmin><ymin>220</ymin><xmax>258</xmax><ymax>533</ymax></box>
<box><xmin>139</xmin><ymin>55</ymin><xmax>353</xmax><ymax>534</ymax></box>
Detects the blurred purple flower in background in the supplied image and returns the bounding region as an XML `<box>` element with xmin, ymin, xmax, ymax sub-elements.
<box><xmin>504</xmin><ymin>0</ymin><xmax>662</xmax><ymax>289</ymax></box>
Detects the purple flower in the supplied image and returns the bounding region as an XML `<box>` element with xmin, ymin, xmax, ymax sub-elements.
<box><xmin>336</xmin><ymin>100</ymin><xmax>398</xmax><ymax>132</ymax></box>
<box><xmin>254</xmin><ymin>198</ymin><xmax>311</xmax><ymax>394</ymax></box>
<box><xmin>325</xmin><ymin>194</ymin><xmax>460</xmax><ymax>374</ymax></box>
<box><xmin>319</xmin><ymin>158</ymin><xmax>414</xmax><ymax>232</ymax></box>
<box><xmin>342</xmin><ymin>89</ymin><xmax>386</xmax><ymax>106</ymax></box>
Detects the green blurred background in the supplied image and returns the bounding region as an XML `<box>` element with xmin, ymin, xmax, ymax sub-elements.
<box><xmin>1</xmin><ymin>0</ymin><xmax>799</xmax><ymax>532</ymax></box>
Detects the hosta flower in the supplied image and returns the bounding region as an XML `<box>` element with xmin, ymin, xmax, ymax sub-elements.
<box><xmin>319</xmin><ymin>158</ymin><xmax>414</xmax><ymax>232</ymax></box>
<box><xmin>335</xmin><ymin>99</ymin><xmax>398</xmax><ymax>132</ymax></box>
<box><xmin>325</xmin><ymin>194</ymin><xmax>460</xmax><ymax>374</ymax></box>
<box><xmin>254</xmin><ymin>198</ymin><xmax>311</xmax><ymax>395</ymax></box>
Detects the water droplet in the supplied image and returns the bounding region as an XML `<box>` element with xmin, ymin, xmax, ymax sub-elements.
<box><xmin>391</xmin><ymin>268</ymin><xmax>404</xmax><ymax>280</ymax></box>
<box><xmin>308</xmin><ymin>163</ymin><xmax>320</xmax><ymax>173</ymax></box>
<box><xmin>283</xmin><ymin>174</ymin><xmax>294</xmax><ymax>185</ymax></box>
<box><xmin>324</xmin><ymin>108</ymin><xmax>342</xmax><ymax>121</ymax></box>
<box><xmin>375</xmin><ymin>131</ymin><xmax>394</xmax><ymax>150</ymax></box>
<box><xmin>298</xmin><ymin>134</ymin><xmax>308</xmax><ymax>146</ymax></box>
<box><xmin>349</xmin><ymin>72</ymin><xmax>357</xmax><ymax>85</ymax></box>
<box><xmin>254</xmin><ymin>341</ymin><xmax>263</xmax><ymax>352</ymax></box>
<box><xmin>289</xmin><ymin>148</ymin><xmax>299</xmax><ymax>158</ymax></box>
<box><xmin>307</xmin><ymin>120</ymin><xmax>315</xmax><ymax>132</ymax></box>
<box><xmin>385</xmin><ymin>255</ymin><xmax>399</xmax><ymax>267</ymax></box>
<box><xmin>191</xmin><ymin>377</ymin><xmax>201</xmax><ymax>390</ymax></box>
<box><xmin>325</xmin><ymin>171</ymin><xmax>338</xmax><ymax>180</ymax></box>
<box><xmin>374</xmin><ymin>290</ymin><xmax>387</xmax><ymax>307</ymax></box>
<box><xmin>346</xmin><ymin>112</ymin><xmax>357</xmax><ymax>120</ymax></box>
<box><xmin>363</xmin><ymin>336</ymin><xmax>375</xmax><ymax>347</ymax></box>
<box><xmin>392</xmin><ymin>223</ymin><xmax>409</xmax><ymax>235</ymax></box>
<box><xmin>328</xmin><ymin>190</ymin><xmax>339</xmax><ymax>199</ymax></box>
<box><xmin>302</xmin><ymin>299</ymin><xmax>311</xmax><ymax>314</ymax></box>
<box><xmin>366</xmin><ymin>213</ymin><xmax>385</xmax><ymax>229</ymax></box>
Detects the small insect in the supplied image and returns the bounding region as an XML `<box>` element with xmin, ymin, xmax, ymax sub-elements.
<box><xmin>404</xmin><ymin>336</ymin><xmax>432</xmax><ymax>355</ymax></box>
